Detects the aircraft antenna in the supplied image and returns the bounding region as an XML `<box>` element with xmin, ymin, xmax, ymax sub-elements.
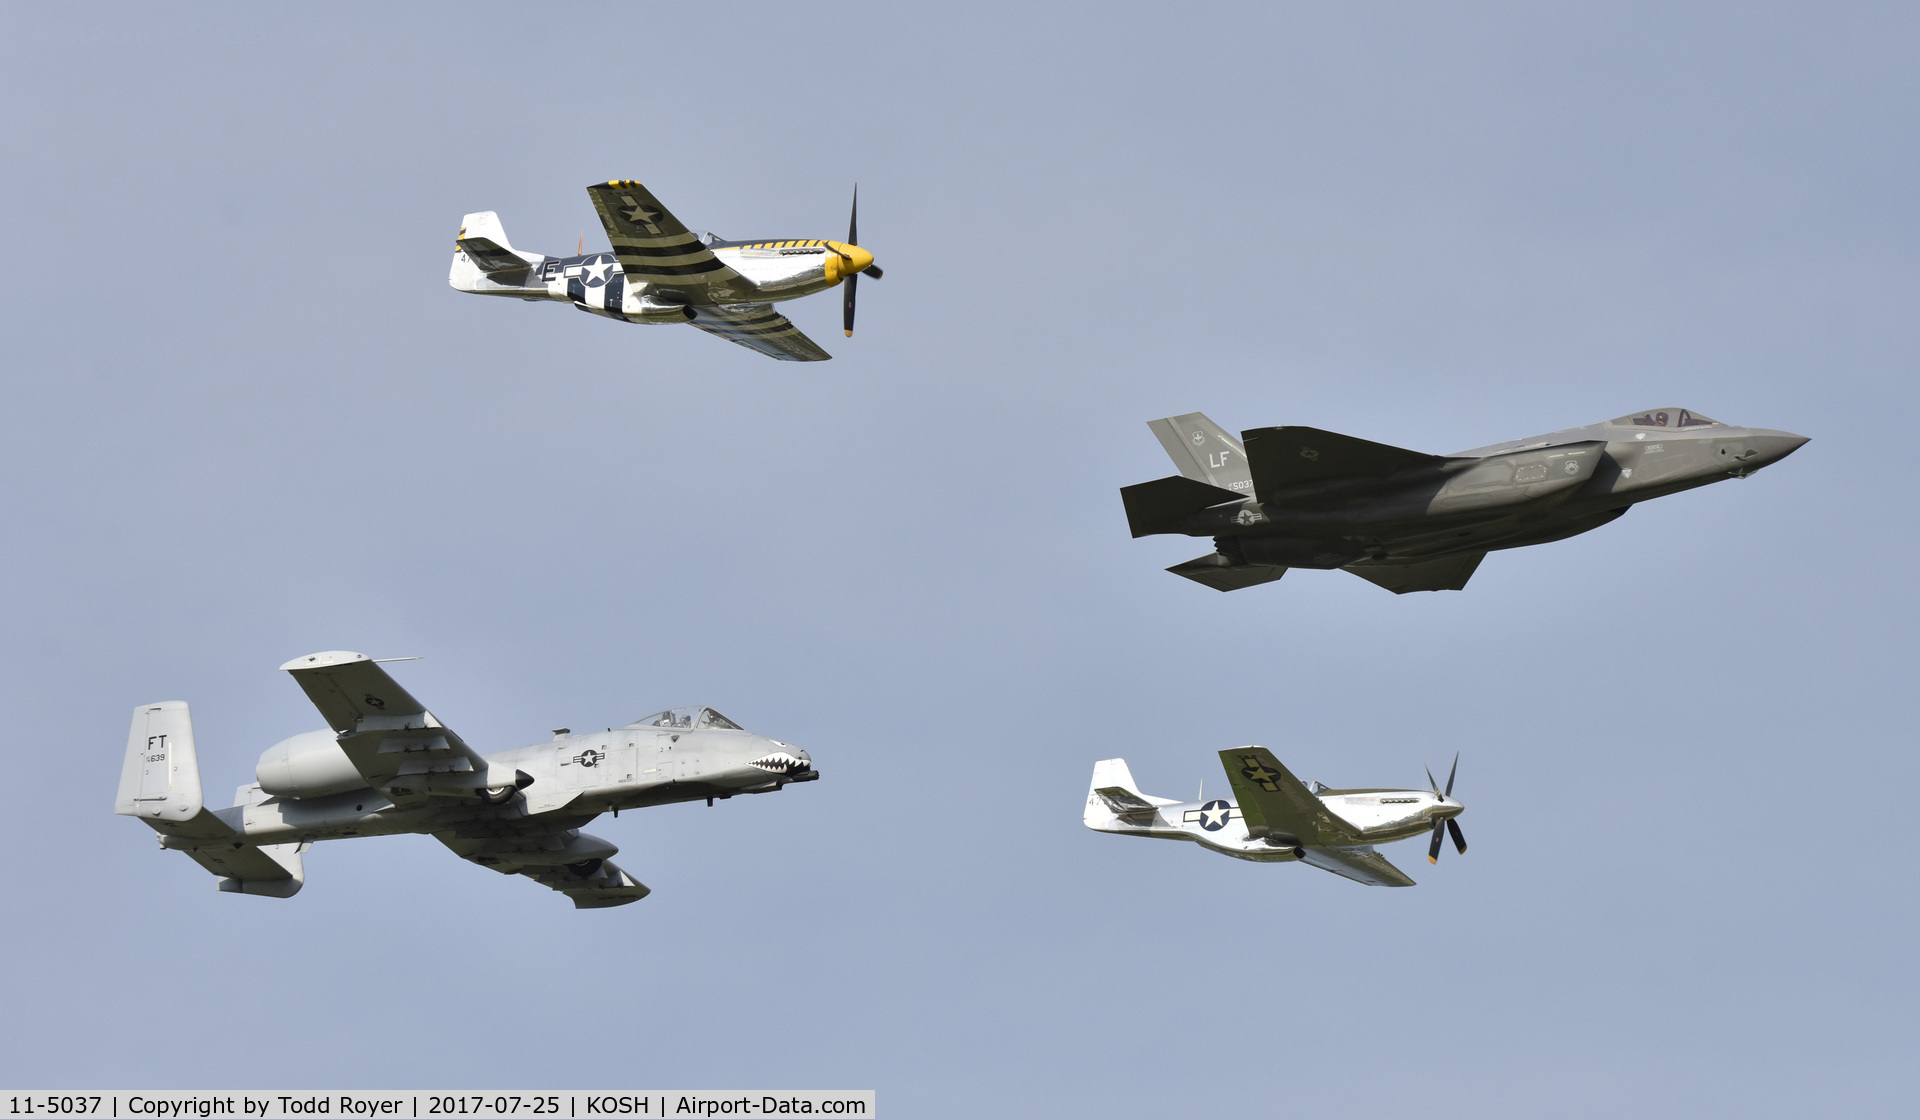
<box><xmin>578</xmin><ymin>231</ymin><xmax>584</xmax><ymax>256</ymax></box>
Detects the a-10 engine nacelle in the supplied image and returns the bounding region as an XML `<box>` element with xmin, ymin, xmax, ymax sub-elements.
<box><xmin>255</xmin><ymin>730</ymin><xmax>533</xmax><ymax>801</ymax></box>
<box><xmin>256</xmin><ymin>730</ymin><xmax>365</xmax><ymax>798</ymax></box>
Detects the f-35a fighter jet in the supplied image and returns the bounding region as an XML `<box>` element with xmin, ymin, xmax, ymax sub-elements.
<box><xmin>1085</xmin><ymin>749</ymin><xmax>1467</xmax><ymax>887</ymax></box>
<box><xmin>115</xmin><ymin>652</ymin><xmax>817</xmax><ymax>908</ymax></box>
<box><xmin>450</xmin><ymin>181</ymin><xmax>882</xmax><ymax>361</ymax></box>
<box><xmin>1122</xmin><ymin>408</ymin><xmax>1808</xmax><ymax>593</ymax></box>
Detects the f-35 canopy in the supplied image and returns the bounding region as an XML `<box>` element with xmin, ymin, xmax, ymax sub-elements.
<box><xmin>1608</xmin><ymin>407</ymin><xmax>1719</xmax><ymax>429</ymax></box>
<box><xmin>628</xmin><ymin>706</ymin><xmax>745</xmax><ymax>731</ymax></box>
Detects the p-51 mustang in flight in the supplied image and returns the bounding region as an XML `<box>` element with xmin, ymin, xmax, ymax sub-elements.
<box><xmin>1084</xmin><ymin>749</ymin><xmax>1467</xmax><ymax>887</ymax></box>
<box><xmin>115</xmin><ymin>651</ymin><xmax>818</xmax><ymax>908</ymax></box>
<box><xmin>1122</xmin><ymin>407</ymin><xmax>1808</xmax><ymax>593</ymax></box>
<box><xmin>449</xmin><ymin>181</ymin><xmax>883</xmax><ymax>361</ymax></box>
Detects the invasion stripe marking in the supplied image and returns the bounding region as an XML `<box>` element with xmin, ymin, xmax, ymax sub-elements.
<box><xmin>622</xmin><ymin>261</ymin><xmax>731</xmax><ymax>277</ymax></box>
<box><xmin>610</xmin><ymin>233</ymin><xmax>700</xmax><ymax>247</ymax></box>
<box><xmin>704</xmin><ymin>324</ymin><xmax>800</xmax><ymax>338</ymax></box>
<box><xmin>611</xmin><ymin>244</ymin><xmax>713</xmax><ymax>259</ymax></box>
<box><xmin>615</xmin><ymin>255</ymin><xmax>720</xmax><ymax>270</ymax></box>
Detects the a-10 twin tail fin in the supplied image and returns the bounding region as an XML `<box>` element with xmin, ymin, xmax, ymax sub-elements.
<box><xmin>114</xmin><ymin>702</ymin><xmax>306</xmax><ymax>898</ymax></box>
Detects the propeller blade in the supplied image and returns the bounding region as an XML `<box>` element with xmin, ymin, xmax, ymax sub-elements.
<box><xmin>1444</xmin><ymin>751</ymin><xmax>1460</xmax><ymax>798</ymax></box>
<box><xmin>1427</xmin><ymin>819</ymin><xmax>1445</xmax><ymax>864</ymax></box>
<box><xmin>842</xmin><ymin>185</ymin><xmax>862</xmax><ymax>336</ymax></box>
<box><xmin>1447</xmin><ymin>817</ymin><xmax>1467</xmax><ymax>855</ymax></box>
<box><xmin>864</xmin><ymin>263</ymin><xmax>883</xmax><ymax>280</ymax></box>
<box><xmin>1425</xmin><ymin>765</ymin><xmax>1439</xmax><ymax>796</ymax></box>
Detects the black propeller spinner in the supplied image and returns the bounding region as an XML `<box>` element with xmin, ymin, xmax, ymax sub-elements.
<box><xmin>1425</xmin><ymin>752</ymin><xmax>1468</xmax><ymax>865</ymax></box>
<box><xmin>841</xmin><ymin>185</ymin><xmax>882</xmax><ymax>337</ymax></box>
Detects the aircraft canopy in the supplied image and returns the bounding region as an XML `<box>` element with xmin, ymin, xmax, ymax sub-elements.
<box><xmin>628</xmin><ymin>706</ymin><xmax>745</xmax><ymax>731</ymax></box>
<box><xmin>1609</xmin><ymin>408</ymin><xmax>1719</xmax><ymax>429</ymax></box>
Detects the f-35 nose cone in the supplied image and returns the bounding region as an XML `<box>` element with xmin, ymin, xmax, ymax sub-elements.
<box><xmin>1741</xmin><ymin>430</ymin><xmax>1810</xmax><ymax>473</ymax></box>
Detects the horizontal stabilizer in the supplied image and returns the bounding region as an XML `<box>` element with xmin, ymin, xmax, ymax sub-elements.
<box><xmin>455</xmin><ymin>212</ymin><xmax>536</xmax><ymax>276</ymax></box>
<box><xmin>1167</xmin><ymin>552</ymin><xmax>1287</xmax><ymax>592</ymax></box>
<box><xmin>1242</xmin><ymin>426</ymin><xmax>1442</xmax><ymax>500</ymax></box>
<box><xmin>1344</xmin><ymin>552</ymin><xmax>1486</xmax><ymax>594</ymax></box>
<box><xmin>1120</xmin><ymin>475</ymin><xmax>1244</xmax><ymax>537</ymax></box>
<box><xmin>1093</xmin><ymin>786</ymin><xmax>1159</xmax><ymax>816</ymax></box>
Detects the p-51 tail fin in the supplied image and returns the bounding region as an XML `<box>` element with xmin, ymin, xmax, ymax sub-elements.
<box><xmin>455</xmin><ymin>211</ymin><xmax>536</xmax><ymax>275</ymax></box>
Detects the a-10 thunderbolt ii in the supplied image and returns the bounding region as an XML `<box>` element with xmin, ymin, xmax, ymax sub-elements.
<box><xmin>449</xmin><ymin>180</ymin><xmax>883</xmax><ymax>361</ymax></box>
<box><xmin>1084</xmin><ymin>749</ymin><xmax>1467</xmax><ymax>887</ymax></box>
<box><xmin>1121</xmin><ymin>407</ymin><xmax>1808</xmax><ymax>592</ymax></box>
<box><xmin>114</xmin><ymin>652</ymin><xmax>817</xmax><ymax>908</ymax></box>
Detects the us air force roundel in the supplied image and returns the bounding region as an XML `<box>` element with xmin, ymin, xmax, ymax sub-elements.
<box><xmin>1199</xmin><ymin>799</ymin><xmax>1231</xmax><ymax>831</ymax></box>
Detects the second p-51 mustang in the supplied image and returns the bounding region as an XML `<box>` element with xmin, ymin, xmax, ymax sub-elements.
<box><xmin>450</xmin><ymin>180</ymin><xmax>883</xmax><ymax>361</ymax></box>
<box><xmin>1084</xmin><ymin>749</ymin><xmax>1467</xmax><ymax>887</ymax></box>
<box><xmin>115</xmin><ymin>651</ymin><xmax>819</xmax><ymax>908</ymax></box>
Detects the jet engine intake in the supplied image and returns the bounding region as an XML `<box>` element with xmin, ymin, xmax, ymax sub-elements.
<box><xmin>256</xmin><ymin>729</ymin><xmax>365</xmax><ymax>798</ymax></box>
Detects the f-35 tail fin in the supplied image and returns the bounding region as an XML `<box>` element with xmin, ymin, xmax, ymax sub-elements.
<box><xmin>1148</xmin><ymin>413</ymin><xmax>1254</xmax><ymax>495</ymax></box>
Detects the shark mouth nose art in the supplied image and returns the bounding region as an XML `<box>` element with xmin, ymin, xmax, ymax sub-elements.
<box><xmin>748</xmin><ymin>750</ymin><xmax>812</xmax><ymax>775</ymax></box>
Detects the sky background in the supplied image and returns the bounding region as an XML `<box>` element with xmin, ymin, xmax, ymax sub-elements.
<box><xmin>1</xmin><ymin>3</ymin><xmax>1915</xmax><ymax>1116</ymax></box>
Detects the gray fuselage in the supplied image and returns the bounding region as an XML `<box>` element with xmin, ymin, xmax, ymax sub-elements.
<box><xmin>1181</xmin><ymin>413</ymin><xmax>1807</xmax><ymax>569</ymax></box>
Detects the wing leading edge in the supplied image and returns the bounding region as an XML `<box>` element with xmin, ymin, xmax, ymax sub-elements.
<box><xmin>1217</xmin><ymin>747</ymin><xmax>1415</xmax><ymax>887</ymax></box>
<box><xmin>585</xmin><ymin>180</ymin><xmax>748</xmax><ymax>298</ymax></box>
<box><xmin>278</xmin><ymin>652</ymin><xmax>493</xmax><ymax>805</ymax></box>
<box><xmin>690</xmin><ymin>302</ymin><xmax>832</xmax><ymax>361</ymax></box>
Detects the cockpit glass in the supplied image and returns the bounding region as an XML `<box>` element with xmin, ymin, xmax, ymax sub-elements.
<box><xmin>628</xmin><ymin>706</ymin><xmax>744</xmax><ymax>731</ymax></box>
<box><xmin>1611</xmin><ymin>408</ymin><xmax>1719</xmax><ymax>429</ymax></box>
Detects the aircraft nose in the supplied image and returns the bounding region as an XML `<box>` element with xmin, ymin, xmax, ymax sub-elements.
<box><xmin>823</xmin><ymin>241</ymin><xmax>874</xmax><ymax>283</ymax></box>
<box><xmin>1751</xmin><ymin>431</ymin><xmax>1810</xmax><ymax>463</ymax></box>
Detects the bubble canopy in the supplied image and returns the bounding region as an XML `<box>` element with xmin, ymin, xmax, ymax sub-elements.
<box><xmin>626</xmin><ymin>706</ymin><xmax>745</xmax><ymax>731</ymax></box>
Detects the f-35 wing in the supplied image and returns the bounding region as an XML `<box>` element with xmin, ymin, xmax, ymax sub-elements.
<box><xmin>690</xmin><ymin>302</ymin><xmax>832</xmax><ymax>362</ymax></box>
<box><xmin>586</xmin><ymin>180</ymin><xmax>750</xmax><ymax>300</ymax></box>
<box><xmin>1344</xmin><ymin>552</ymin><xmax>1486</xmax><ymax>594</ymax></box>
<box><xmin>279</xmin><ymin>652</ymin><xmax>498</xmax><ymax>805</ymax></box>
<box><xmin>1242</xmin><ymin>426</ymin><xmax>1444</xmax><ymax>500</ymax></box>
<box><xmin>1298</xmin><ymin>845</ymin><xmax>1416</xmax><ymax>887</ymax></box>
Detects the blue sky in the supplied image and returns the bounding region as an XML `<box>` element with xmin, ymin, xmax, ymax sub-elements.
<box><xmin>1</xmin><ymin>4</ymin><xmax>1914</xmax><ymax>1116</ymax></box>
